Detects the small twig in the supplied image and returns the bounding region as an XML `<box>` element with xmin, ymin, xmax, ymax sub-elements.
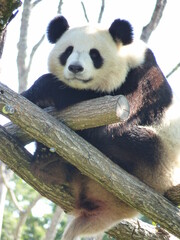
<box><xmin>57</xmin><ymin>0</ymin><xmax>63</xmax><ymax>14</ymax></box>
<box><xmin>0</xmin><ymin>164</ymin><xmax>24</xmax><ymax>212</ymax></box>
<box><xmin>32</xmin><ymin>0</ymin><xmax>43</xmax><ymax>8</ymax></box>
<box><xmin>166</xmin><ymin>62</ymin><xmax>180</xmax><ymax>79</ymax></box>
<box><xmin>26</xmin><ymin>34</ymin><xmax>45</xmax><ymax>76</ymax></box>
<box><xmin>98</xmin><ymin>0</ymin><xmax>105</xmax><ymax>23</ymax></box>
<box><xmin>81</xmin><ymin>1</ymin><xmax>89</xmax><ymax>23</ymax></box>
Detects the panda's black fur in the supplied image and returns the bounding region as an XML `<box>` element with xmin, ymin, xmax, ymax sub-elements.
<box><xmin>22</xmin><ymin>16</ymin><xmax>180</xmax><ymax>240</ymax></box>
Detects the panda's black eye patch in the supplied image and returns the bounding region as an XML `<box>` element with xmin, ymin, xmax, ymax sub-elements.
<box><xmin>89</xmin><ymin>48</ymin><xmax>104</xmax><ymax>69</ymax></box>
<box><xmin>59</xmin><ymin>46</ymin><xmax>73</xmax><ymax>65</ymax></box>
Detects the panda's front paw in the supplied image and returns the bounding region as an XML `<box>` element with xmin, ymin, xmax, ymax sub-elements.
<box><xmin>33</xmin><ymin>144</ymin><xmax>52</xmax><ymax>164</ymax></box>
<box><xmin>30</xmin><ymin>142</ymin><xmax>59</xmax><ymax>183</ymax></box>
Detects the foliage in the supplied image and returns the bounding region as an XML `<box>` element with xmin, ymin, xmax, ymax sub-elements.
<box><xmin>21</xmin><ymin>214</ymin><xmax>47</xmax><ymax>240</ymax></box>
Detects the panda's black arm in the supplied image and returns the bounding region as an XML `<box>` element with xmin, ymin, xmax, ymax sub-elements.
<box><xmin>21</xmin><ymin>73</ymin><xmax>103</xmax><ymax>110</ymax></box>
<box><xmin>21</xmin><ymin>74</ymin><xmax>58</xmax><ymax>107</ymax></box>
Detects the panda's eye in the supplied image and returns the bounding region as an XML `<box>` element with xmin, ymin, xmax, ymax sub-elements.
<box><xmin>89</xmin><ymin>48</ymin><xmax>104</xmax><ymax>69</ymax></box>
<box><xmin>59</xmin><ymin>46</ymin><xmax>73</xmax><ymax>66</ymax></box>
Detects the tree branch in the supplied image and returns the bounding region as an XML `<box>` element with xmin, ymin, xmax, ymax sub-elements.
<box><xmin>81</xmin><ymin>1</ymin><xmax>89</xmax><ymax>23</ymax></box>
<box><xmin>0</xmin><ymin>125</ymin><xmax>177</xmax><ymax>240</ymax></box>
<box><xmin>109</xmin><ymin>219</ymin><xmax>176</xmax><ymax>240</ymax></box>
<box><xmin>32</xmin><ymin>0</ymin><xmax>43</xmax><ymax>8</ymax></box>
<box><xmin>97</xmin><ymin>0</ymin><xmax>105</xmax><ymax>23</ymax></box>
<box><xmin>16</xmin><ymin>0</ymin><xmax>32</xmax><ymax>93</ymax></box>
<box><xmin>17</xmin><ymin>0</ymin><xmax>45</xmax><ymax>93</ymax></box>
<box><xmin>4</xmin><ymin>94</ymin><xmax>123</xmax><ymax>145</ymax></box>
<box><xmin>166</xmin><ymin>62</ymin><xmax>180</xmax><ymax>79</ymax></box>
<box><xmin>57</xmin><ymin>0</ymin><xmax>63</xmax><ymax>14</ymax></box>
<box><xmin>0</xmin><ymin>82</ymin><xmax>180</xmax><ymax>239</ymax></box>
<box><xmin>26</xmin><ymin>34</ymin><xmax>45</xmax><ymax>78</ymax></box>
<box><xmin>140</xmin><ymin>0</ymin><xmax>167</xmax><ymax>43</ymax></box>
<box><xmin>0</xmin><ymin>164</ymin><xmax>24</xmax><ymax>212</ymax></box>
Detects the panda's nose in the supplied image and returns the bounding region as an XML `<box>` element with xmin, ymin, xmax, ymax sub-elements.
<box><xmin>68</xmin><ymin>64</ymin><xmax>84</xmax><ymax>73</ymax></box>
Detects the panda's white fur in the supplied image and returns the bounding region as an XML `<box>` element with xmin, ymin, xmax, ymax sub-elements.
<box><xmin>22</xmin><ymin>16</ymin><xmax>180</xmax><ymax>240</ymax></box>
<box><xmin>48</xmin><ymin>26</ymin><xmax>146</xmax><ymax>92</ymax></box>
<box><xmin>155</xmin><ymin>97</ymin><xmax>180</xmax><ymax>189</ymax></box>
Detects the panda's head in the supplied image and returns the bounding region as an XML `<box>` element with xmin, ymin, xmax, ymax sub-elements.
<box><xmin>47</xmin><ymin>16</ymin><xmax>146</xmax><ymax>92</ymax></box>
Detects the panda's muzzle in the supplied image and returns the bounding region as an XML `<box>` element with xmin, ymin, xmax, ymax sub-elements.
<box><xmin>67</xmin><ymin>63</ymin><xmax>92</xmax><ymax>83</ymax></box>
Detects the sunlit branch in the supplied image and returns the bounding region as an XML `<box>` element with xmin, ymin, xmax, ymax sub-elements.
<box><xmin>140</xmin><ymin>0</ymin><xmax>167</xmax><ymax>43</ymax></box>
<box><xmin>32</xmin><ymin>0</ymin><xmax>43</xmax><ymax>8</ymax></box>
<box><xmin>166</xmin><ymin>62</ymin><xmax>180</xmax><ymax>79</ymax></box>
<box><xmin>26</xmin><ymin>34</ymin><xmax>45</xmax><ymax>78</ymax></box>
<box><xmin>98</xmin><ymin>0</ymin><xmax>105</xmax><ymax>23</ymax></box>
<box><xmin>81</xmin><ymin>1</ymin><xmax>89</xmax><ymax>23</ymax></box>
<box><xmin>57</xmin><ymin>0</ymin><xmax>63</xmax><ymax>14</ymax></box>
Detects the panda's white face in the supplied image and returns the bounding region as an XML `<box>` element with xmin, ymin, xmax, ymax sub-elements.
<box><xmin>48</xmin><ymin>26</ymin><xmax>146</xmax><ymax>92</ymax></box>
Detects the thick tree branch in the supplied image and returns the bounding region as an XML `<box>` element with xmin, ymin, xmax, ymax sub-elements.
<box><xmin>0</xmin><ymin>83</ymin><xmax>180</xmax><ymax>239</ymax></box>
<box><xmin>1</xmin><ymin>122</ymin><xmax>167</xmax><ymax>240</ymax></box>
<box><xmin>4</xmin><ymin>95</ymin><xmax>123</xmax><ymax>145</ymax></box>
<box><xmin>0</xmin><ymin>125</ymin><xmax>74</xmax><ymax>212</ymax></box>
<box><xmin>0</xmin><ymin>97</ymin><xmax>178</xmax><ymax>240</ymax></box>
<box><xmin>140</xmin><ymin>0</ymin><xmax>167</xmax><ymax>43</ymax></box>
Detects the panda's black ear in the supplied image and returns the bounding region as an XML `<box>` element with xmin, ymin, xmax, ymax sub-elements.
<box><xmin>109</xmin><ymin>19</ymin><xmax>133</xmax><ymax>45</ymax></box>
<box><xmin>47</xmin><ymin>16</ymin><xmax>69</xmax><ymax>43</ymax></box>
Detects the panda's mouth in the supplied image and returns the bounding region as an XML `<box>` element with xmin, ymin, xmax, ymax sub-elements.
<box><xmin>66</xmin><ymin>77</ymin><xmax>93</xmax><ymax>83</ymax></box>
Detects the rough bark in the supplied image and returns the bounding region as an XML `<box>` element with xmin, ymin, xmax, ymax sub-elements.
<box><xmin>4</xmin><ymin>95</ymin><xmax>123</xmax><ymax>145</ymax></box>
<box><xmin>140</xmin><ymin>0</ymin><xmax>167</xmax><ymax>43</ymax></box>
<box><xmin>0</xmin><ymin>83</ymin><xmax>180</xmax><ymax>239</ymax></box>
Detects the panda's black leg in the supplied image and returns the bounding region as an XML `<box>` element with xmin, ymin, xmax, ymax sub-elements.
<box><xmin>31</xmin><ymin>142</ymin><xmax>77</xmax><ymax>185</ymax></box>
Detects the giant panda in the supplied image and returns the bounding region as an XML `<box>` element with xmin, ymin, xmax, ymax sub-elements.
<box><xmin>22</xmin><ymin>16</ymin><xmax>180</xmax><ymax>240</ymax></box>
